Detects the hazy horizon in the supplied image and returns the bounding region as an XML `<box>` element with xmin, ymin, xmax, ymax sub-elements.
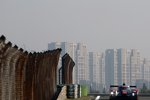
<box><xmin>1</xmin><ymin>0</ymin><xmax>150</xmax><ymax>57</ymax></box>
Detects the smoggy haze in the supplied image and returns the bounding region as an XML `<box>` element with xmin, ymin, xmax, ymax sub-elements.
<box><xmin>0</xmin><ymin>0</ymin><xmax>150</xmax><ymax>57</ymax></box>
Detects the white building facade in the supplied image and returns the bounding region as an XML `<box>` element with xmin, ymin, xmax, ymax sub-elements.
<box><xmin>88</xmin><ymin>52</ymin><xmax>105</xmax><ymax>93</ymax></box>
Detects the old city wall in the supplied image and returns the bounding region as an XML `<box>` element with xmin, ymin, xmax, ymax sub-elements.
<box><xmin>0</xmin><ymin>35</ymin><xmax>62</xmax><ymax>100</ymax></box>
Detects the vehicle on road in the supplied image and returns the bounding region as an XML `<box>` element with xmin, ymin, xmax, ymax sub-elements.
<box><xmin>109</xmin><ymin>83</ymin><xmax>138</xmax><ymax>100</ymax></box>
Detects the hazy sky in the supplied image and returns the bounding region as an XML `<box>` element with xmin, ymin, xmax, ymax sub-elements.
<box><xmin>0</xmin><ymin>0</ymin><xmax>150</xmax><ymax>57</ymax></box>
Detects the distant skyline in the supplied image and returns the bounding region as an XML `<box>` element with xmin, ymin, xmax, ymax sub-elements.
<box><xmin>1</xmin><ymin>0</ymin><xmax>150</xmax><ymax>57</ymax></box>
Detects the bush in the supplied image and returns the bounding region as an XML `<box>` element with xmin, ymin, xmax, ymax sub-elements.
<box><xmin>81</xmin><ymin>85</ymin><xmax>89</xmax><ymax>97</ymax></box>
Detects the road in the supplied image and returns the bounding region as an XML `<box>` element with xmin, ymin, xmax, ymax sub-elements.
<box><xmin>90</xmin><ymin>93</ymin><xmax>150</xmax><ymax>100</ymax></box>
<box><xmin>138</xmin><ymin>97</ymin><xmax>150</xmax><ymax>100</ymax></box>
<box><xmin>99</xmin><ymin>96</ymin><xmax>150</xmax><ymax>100</ymax></box>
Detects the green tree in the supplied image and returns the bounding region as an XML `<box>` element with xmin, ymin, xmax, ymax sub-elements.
<box><xmin>81</xmin><ymin>85</ymin><xmax>89</xmax><ymax>96</ymax></box>
<box><xmin>141</xmin><ymin>83</ymin><xmax>147</xmax><ymax>93</ymax></box>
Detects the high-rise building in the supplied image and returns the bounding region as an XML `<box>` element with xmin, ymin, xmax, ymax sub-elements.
<box><xmin>117</xmin><ymin>48</ymin><xmax>128</xmax><ymax>85</ymax></box>
<box><xmin>88</xmin><ymin>52</ymin><xmax>105</xmax><ymax>92</ymax></box>
<box><xmin>105</xmin><ymin>49</ymin><xmax>118</xmax><ymax>89</ymax></box>
<box><xmin>140</xmin><ymin>58</ymin><xmax>150</xmax><ymax>88</ymax></box>
<box><xmin>76</xmin><ymin>43</ymin><xmax>89</xmax><ymax>84</ymax></box>
<box><xmin>48</xmin><ymin>42</ymin><xmax>148</xmax><ymax>91</ymax></box>
<box><xmin>126</xmin><ymin>50</ymin><xmax>132</xmax><ymax>85</ymax></box>
<box><xmin>130</xmin><ymin>49</ymin><xmax>141</xmax><ymax>85</ymax></box>
<box><xmin>105</xmin><ymin>48</ymin><xmax>142</xmax><ymax>89</ymax></box>
<box><xmin>101</xmin><ymin>53</ymin><xmax>105</xmax><ymax>91</ymax></box>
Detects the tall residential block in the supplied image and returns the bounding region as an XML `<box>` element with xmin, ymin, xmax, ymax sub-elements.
<box><xmin>105</xmin><ymin>49</ymin><xmax>118</xmax><ymax>89</ymax></box>
<box><xmin>130</xmin><ymin>49</ymin><xmax>141</xmax><ymax>85</ymax></box>
<box><xmin>140</xmin><ymin>58</ymin><xmax>150</xmax><ymax>88</ymax></box>
<box><xmin>76</xmin><ymin>43</ymin><xmax>89</xmax><ymax>84</ymax></box>
<box><xmin>105</xmin><ymin>48</ymin><xmax>142</xmax><ymax>90</ymax></box>
<box><xmin>89</xmin><ymin>52</ymin><xmax>105</xmax><ymax>93</ymax></box>
<box><xmin>117</xmin><ymin>48</ymin><xmax>128</xmax><ymax>85</ymax></box>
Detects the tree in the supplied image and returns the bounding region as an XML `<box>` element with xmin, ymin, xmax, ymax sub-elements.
<box><xmin>81</xmin><ymin>85</ymin><xmax>89</xmax><ymax>96</ymax></box>
<box><xmin>141</xmin><ymin>83</ymin><xmax>147</xmax><ymax>93</ymax></box>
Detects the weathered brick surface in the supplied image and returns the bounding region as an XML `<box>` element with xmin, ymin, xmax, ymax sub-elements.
<box><xmin>0</xmin><ymin>35</ymin><xmax>62</xmax><ymax>100</ymax></box>
<box><xmin>62</xmin><ymin>53</ymin><xmax>75</xmax><ymax>84</ymax></box>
